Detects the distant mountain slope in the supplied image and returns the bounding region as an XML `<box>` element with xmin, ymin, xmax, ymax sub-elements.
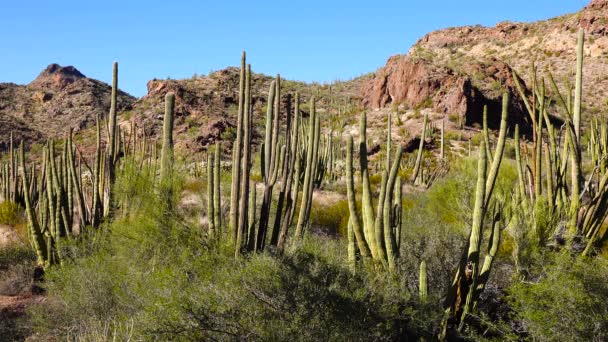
<box><xmin>0</xmin><ymin>64</ymin><xmax>135</xmax><ymax>150</ymax></box>
<box><xmin>361</xmin><ymin>0</ymin><xmax>607</xmax><ymax>128</ymax></box>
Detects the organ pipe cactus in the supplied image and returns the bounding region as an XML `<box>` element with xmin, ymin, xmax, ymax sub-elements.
<box><xmin>345</xmin><ymin>111</ymin><xmax>403</xmax><ymax>270</ymax></box>
<box><xmin>213</xmin><ymin>142</ymin><xmax>222</xmax><ymax>232</ymax></box>
<box><xmin>235</xmin><ymin>64</ymin><xmax>252</xmax><ymax>257</ymax></box>
<box><xmin>411</xmin><ymin>113</ymin><xmax>428</xmax><ymax>184</ymax></box>
<box><xmin>105</xmin><ymin>62</ymin><xmax>118</xmax><ymax>218</ymax></box>
<box><xmin>230</xmin><ymin>51</ymin><xmax>246</xmax><ymax>242</ymax></box>
<box><xmin>20</xmin><ymin>142</ymin><xmax>49</xmax><ymax>267</ymax></box>
<box><xmin>207</xmin><ymin>151</ymin><xmax>215</xmax><ymax>235</ymax></box>
<box><xmin>443</xmin><ymin>94</ymin><xmax>506</xmax><ymax>328</ymax></box>
<box><xmin>160</xmin><ymin>92</ymin><xmax>175</xmax><ymax>182</ymax></box>
<box><xmin>419</xmin><ymin>260</ymin><xmax>428</xmax><ymax>304</ymax></box>
<box><xmin>294</xmin><ymin>98</ymin><xmax>319</xmax><ymax>239</ymax></box>
<box><xmin>255</xmin><ymin>77</ymin><xmax>281</xmax><ymax>251</ymax></box>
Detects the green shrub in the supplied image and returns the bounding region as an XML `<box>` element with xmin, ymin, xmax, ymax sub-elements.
<box><xmin>0</xmin><ymin>201</ymin><xmax>23</xmax><ymax>226</ymax></box>
<box><xmin>28</xmin><ymin>158</ymin><xmax>439</xmax><ymax>341</ymax></box>
<box><xmin>310</xmin><ymin>198</ymin><xmax>349</xmax><ymax>236</ymax></box>
<box><xmin>508</xmin><ymin>254</ymin><xmax>608</xmax><ymax>341</ymax></box>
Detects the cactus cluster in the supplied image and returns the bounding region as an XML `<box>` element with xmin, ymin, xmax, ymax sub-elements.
<box><xmin>345</xmin><ymin>111</ymin><xmax>404</xmax><ymax>271</ymax></box>
<box><xmin>440</xmin><ymin>93</ymin><xmax>509</xmax><ymax>336</ymax></box>
<box><xmin>7</xmin><ymin>62</ymin><xmax>167</xmax><ymax>268</ymax></box>
<box><xmin>508</xmin><ymin>29</ymin><xmax>607</xmax><ymax>255</ymax></box>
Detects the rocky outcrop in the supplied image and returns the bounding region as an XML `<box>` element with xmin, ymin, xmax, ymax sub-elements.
<box><xmin>0</xmin><ymin>64</ymin><xmax>136</xmax><ymax>151</ymax></box>
<box><xmin>131</xmin><ymin>68</ymin><xmax>301</xmax><ymax>153</ymax></box>
<box><xmin>361</xmin><ymin>55</ymin><xmax>530</xmax><ymax>130</ymax></box>
<box><xmin>29</xmin><ymin>64</ymin><xmax>86</xmax><ymax>91</ymax></box>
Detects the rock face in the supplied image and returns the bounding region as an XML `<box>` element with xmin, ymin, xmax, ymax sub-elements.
<box><xmin>131</xmin><ymin>68</ymin><xmax>310</xmax><ymax>154</ymax></box>
<box><xmin>0</xmin><ymin>64</ymin><xmax>135</xmax><ymax>151</ymax></box>
<box><xmin>29</xmin><ymin>64</ymin><xmax>86</xmax><ymax>90</ymax></box>
<box><xmin>362</xmin><ymin>0</ymin><xmax>608</xmax><ymax>129</ymax></box>
<box><xmin>361</xmin><ymin>55</ymin><xmax>530</xmax><ymax>130</ymax></box>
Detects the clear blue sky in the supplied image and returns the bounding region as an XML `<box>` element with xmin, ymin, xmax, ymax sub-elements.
<box><xmin>0</xmin><ymin>0</ymin><xmax>589</xmax><ymax>97</ymax></box>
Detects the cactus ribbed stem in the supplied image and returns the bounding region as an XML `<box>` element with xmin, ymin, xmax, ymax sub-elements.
<box><xmin>236</xmin><ymin>64</ymin><xmax>252</xmax><ymax>257</ymax></box>
<box><xmin>359</xmin><ymin>112</ymin><xmax>378</xmax><ymax>259</ymax></box>
<box><xmin>573</xmin><ymin>29</ymin><xmax>584</xmax><ymax>142</ymax></box>
<box><xmin>160</xmin><ymin>92</ymin><xmax>175</xmax><ymax>182</ymax></box>
<box><xmin>230</xmin><ymin>51</ymin><xmax>246</xmax><ymax>242</ymax></box>
<box><xmin>440</xmin><ymin>119</ymin><xmax>445</xmax><ymax>160</ymax></box>
<box><xmin>458</xmin><ymin>142</ymin><xmax>487</xmax><ymax>330</ymax></box>
<box><xmin>384</xmin><ymin>146</ymin><xmax>403</xmax><ymax>271</ymax></box>
<box><xmin>347</xmin><ymin>218</ymin><xmax>356</xmax><ymax>274</ymax></box>
<box><xmin>484</xmin><ymin>93</ymin><xmax>509</xmax><ymax>209</ymax></box>
<box><xmin>207</xmin><ymin>151</ymin><xmax>215</xmax><ymax>235</ymax></box>
<box><xmin>294</xmin><ymin>98</ymin><xmax>318</xmax><ymax>238</ymax></box>
<box><xmin>419</xmin><ymin>260</ymin><xmax>428</xmax><ymax>304</ymax></box>
<box><xmin>213</xmin><ymin>142</ymin><xmax>222</xmax><ymax>232</ymax></box>
<box><xmin>411</xmin><ymin>113</ymin><xmax>428</xmax><ymax>183</ymax></box>
<box><xmin>20</xmin><ymin>142</ymin><xmax>48</xmax><ymax>267</ymax></box>
<box><xmin>345</xmin><ymin>135</ymin><xmax>371</xmax><ymax>257</ymax></box>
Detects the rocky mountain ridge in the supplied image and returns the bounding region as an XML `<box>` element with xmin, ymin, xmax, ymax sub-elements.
<box><xmin>360</xmin><ymin>0</ymin><xmax>608</xmax><ymax>129</ymax></box>
<box><xmin>0</xmin><ymin>64</ymin><xmax>135</xmax><ymax>150</ymax></box>
<box><xmin>1</xmin><ymin>0</ymin><xmax>605</xmax><ymax>154</ymax></box>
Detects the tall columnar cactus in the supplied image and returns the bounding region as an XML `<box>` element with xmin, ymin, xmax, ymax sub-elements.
<box><xmin>294</xmin><ymin>97</ymin><xmax>319</xmax><ymax>239</ymax></box>
<box><xmin>207</xmin><ymin>151</ymin><xmax>215</xmax><ymax>235</ymax></box>
<box><xmin>276</xmin><ymin>93</ymin><xmax>301</xmax><ymax>251</ymax></box>
<box><xmin>105</xmin><ymin>61</ymin><xmax>118</xmax><ymax>218</ymax></box>
<box><xmin>440</xmin><ymin>119</ymin><xmax>445</xmax><ymax>160</ymax></box>
<box><xmin>66</xmin><ymin>129</ymin><xmax>87</xmax><ymax>229</ymax></box>
<box><xmin>347</xmin><ymin>218</ymin><xmax>356</xmax><ymax>274</ymax></box>
<box><xmin>213</xmin><ymin>142</ymin><xmax>222</xmax><ymax>232</ymax></box>
<box><xmin>235</xmin><ymin>64</ymin><xmax>252</xmax><ymax>257</ymax></box>
<box><xmin>482</xmin><ymin>106</ymin><xmax>493</xmax><ymax>162</ymax></box>
<box><xmin>345</xmin><ymin>111</ymin><xmax>403</xmax><ymax>270</ymax></box>
<box><xmin>160</xmin><ymin>92</ymin><xmax>175</xmax><ymax>181</ymax></box>
<box><xmin>20</xmin><ymin>142</ymin><xmax>49</xmax><ymax>267</ymax></box>
<box><xmin>411</xmin><ymin>113</ymin><xmax>428</xmax><ymax>184</ymax></box>
<box><xmin>358</xmin><ymin>111</ymin><xmax>378</xmax><ymax>259</ymax></box>
<box><xmin>484</xmin><ymin>93</ymin><xmax>509</xmax><ymax>209</ymax></box>
<box><xmin>573</xmin><ymin>29</ymin><xmax>584</xmax><ymax>142</ymax></box>
<box><xmin>419</xmin><ymin>260</ymin><xmax>428</xmax><ymax>304</ymax></box>
<box><xmin>92</xmin><ymin>114</ymin><xmax>102</xmax><ymax>227</ymax></box>
<box><xmin>455</xmin><ymin>142</ymin><xmax>487</xmax><ymax>331</ymax></box>
<box><xmin>383</xmin><ymin>145</ymin><xmax>404</xmax><ymax>271</ymax></box>
<box><xmin>230</xmin><ymin>51</ymin><xmax>246</xmax><ymax>243</ymax></box>
<box><xmin>255</xmin><ymin>77</ymin><xmax>281</xmax><ymax>251</ymax></box>
<box><xmin>345</xmin><ymin>135</ymin><xmax>371</xmax><ymax>258</ymax></box>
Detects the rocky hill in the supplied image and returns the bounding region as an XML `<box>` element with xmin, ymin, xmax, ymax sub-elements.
<box><xmin>0</xmin><ymin>64</ymin><xmax>135</xmax><ymax>150</ymax></box>
<box><xmin>1</xmin><ymin>1</ymin><xmax>605</xmax><ymax>155</ymax></box>
<box><xmin>126</xmin><ymin>67</ymin><xmax>362</xmax><ymax>155</ymax></box>
<box><xmin>361</xmin><ymin>0</ymin><xmax>608</xmax><ymax>130</ymax></box>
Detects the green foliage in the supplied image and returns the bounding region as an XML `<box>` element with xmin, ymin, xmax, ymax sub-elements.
<box><xmin>28</xmin><ymin>159</ymin><xmax>436</xmax><ymax>341</ymax></box>
<box><xmin>220</xmin><ymin>126</ymin><xmax>237</xmax><ymax>141</ymax></box>
<box><xmin>0</xmin><ymin>201</ymin><xmax>23</xmax><ymax>226</ymax></box>
<box><xmin>309</xmin><ymin>199</ymin><xmax>349</xmax><ymax>236</ymax></box>
<box><xmin>508</xmin><ymin>254</ymin><xmax>608</xmax><ymax>341</ymax></box>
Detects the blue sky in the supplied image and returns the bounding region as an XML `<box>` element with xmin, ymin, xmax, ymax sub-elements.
<box><xmin>0</xmin><ymin>0</ymin><xmax>589</xmax><ymax>97</ymax></box>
